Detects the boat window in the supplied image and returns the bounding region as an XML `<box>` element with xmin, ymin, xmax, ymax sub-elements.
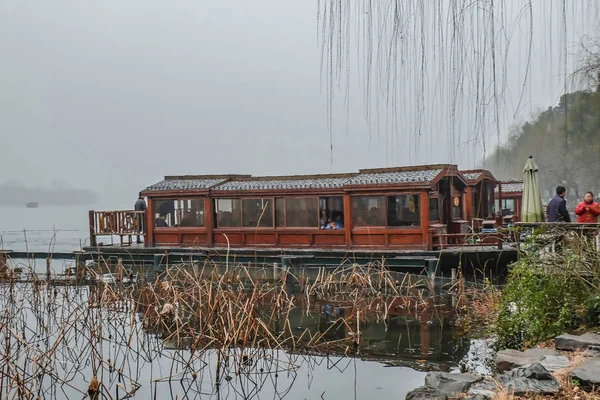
<box><xmin>429</xmin><ymin>197</ymin><xmax>439</xmax><ymax>222</ymax></box>
<box><xmin>154</xmin><ymin>198</ymin><xmax>205</xmax><ymax>227</ymax></box>
<box><xmin>285</xmin><ymin>198</ymin><xmax>319</xmax><ymax>227</ymax></box>
<box><xmin>498</xmin><ymin>199</ymin><xmax>515</xmax><ymax>216</ymax></box>
<box><xmin>319</xmin><ymin>196</ymin><xmax>344</xmax><ymax>229</ymax></box>
<box><xmin>242</xmin><ymin>198</ymin><xmax>273</xmax><ymax>228</ymax></box>
<box><xmin>352</xmin><ymin>196</ymin><xmax>386</xmax><ymax>226</ymax></box>
<box><xmin>275</xmin><ymin>197</ymin><xmax>285</xmax><ymax>227</ymax></box>
<box><xmin>216</xmin><ymin>199</ymin><xmax>242</xmax><ymax>227</ymax></box>
<box><xmin>387</xmin><ymin>195</ymin><xmax>420</xmax><ymax>226</ymax></box>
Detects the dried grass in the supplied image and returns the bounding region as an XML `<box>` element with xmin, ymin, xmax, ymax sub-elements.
<box><xmin>0</xmin><ymin>256</ymin><xmax>456</xmax><ymax>399</ymax></box>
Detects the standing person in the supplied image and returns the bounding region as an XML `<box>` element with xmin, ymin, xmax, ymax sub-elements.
<box><xmin>547</xmin><ymin>186</ymin><xmax>571</xmax><ymax>222</ymax></box>
<box><xmin>134</xmin><ymin>194</ymin><xmax>147</xmax><ymax>244</ymax></box>
<box><xmin>574</xmin><ymin>192</ymin><xmax>600</xmax><ymax>223</ymax></box>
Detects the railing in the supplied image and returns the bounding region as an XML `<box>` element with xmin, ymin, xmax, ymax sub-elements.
<box><xmin>89</xmin><ymin>210</ymin><xmax>146</xmax><ymax>247</ymax></box>
<box><xmin>514</xmin><ymin>222</ymin><xmax>600</xmax><ymax>251</ymax></box>
<box><xmin>432</xmin><ymin>232</ymin><xmax>511</xmax><ymax>250</ymax></box>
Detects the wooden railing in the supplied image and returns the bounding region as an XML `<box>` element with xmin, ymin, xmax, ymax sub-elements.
<box><xmin>89</xmin><ymin>210</ymin><xmax>146</xmax><ymax>247</ymax></box>
<box><xmin>432</xmin><ymin>232</ymin><xmax>510</xmax><ymax>250</ymax></box>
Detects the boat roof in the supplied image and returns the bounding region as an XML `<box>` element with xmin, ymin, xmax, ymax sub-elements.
<box><xmin>459</xmin><ymin>169</ymin><xmax>497</xmax><ymax>183</ymax></box>
<box><xmin>142</xmin><ymin>164</ymin><xmax>466</xmax><ymax>195</ymax></box>
<box><xmin>495</xmin><ymin>180</ymin><xmax>523</xmax><ymax>194</ymax></box>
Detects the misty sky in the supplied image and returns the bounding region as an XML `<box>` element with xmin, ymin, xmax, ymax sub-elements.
<box><xmin>1</xmin><ymin>1</ymin><xmax>597</xmax><ymax>208</ymax></box>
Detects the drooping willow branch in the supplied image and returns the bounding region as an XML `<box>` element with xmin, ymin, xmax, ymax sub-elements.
<box><xmin>317</xmin><ymin>0</ymin><xmax>599</xmax><ymax>166</ymax></box>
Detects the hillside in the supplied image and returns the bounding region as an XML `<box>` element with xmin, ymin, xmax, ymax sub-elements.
<box><xmin>484</xmin><ymin>86</ymin><xmax>600</xmax><ymax>201</ymax></box>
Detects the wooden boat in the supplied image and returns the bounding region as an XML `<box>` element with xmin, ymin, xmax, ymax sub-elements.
<box><xmin>460</xmin><ymin>170</ymin><xmax>498</xmax><ymax>232</ymax></box>
<box><xmin>88</xmin><ymin>164</ymin><xmax>515</xmax><ymax>251</ymax></box>
<box><xmin>25</xmin><ymin>202</ymin><xmax>39</xmax><ymax>208</ymax></box>
<box><xmin>494</xmin><ymin>180</ymin><xmax>523</xmax><ymax>223</ymax></box>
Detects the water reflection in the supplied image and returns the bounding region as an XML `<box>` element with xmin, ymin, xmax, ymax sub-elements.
<box><xmin>0</xmin><ymin>264</ymin><xmax>472</xmax><ymax>400</ymax></box>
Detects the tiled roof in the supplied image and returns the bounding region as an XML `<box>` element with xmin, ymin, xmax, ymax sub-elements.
<box><xmin>461</xmin><ymin>172</ymin><xmax>483</xmax><ymax>181</ymax></box>
<box><xmin>145</xmin><ymin>178</ymin><xmax>226</xmax><ymax>192</ymax></box>
<box><xmin>495</xmin><ymin>181</ymin><xmax>523</xmax><ymax>193</ymax></box>
<box><xmin>345</xmin><ymin>169</ymin><xmax>442</xmax><ymax>186</ymax></box>
<box><xmin>144</xmin><ymin>166</ymin><xmax>449</xmax><ymax>193</ymax></box>
<box><xmin>213</xmin><ymin>177</ymin><xmax>351</xmax><ymax>191</ymax></box>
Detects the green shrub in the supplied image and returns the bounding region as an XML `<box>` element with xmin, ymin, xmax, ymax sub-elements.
<box><xmin>493</xmin><ymin>260</ymin><xmax>595</xmax><ymax>350</ymax></box>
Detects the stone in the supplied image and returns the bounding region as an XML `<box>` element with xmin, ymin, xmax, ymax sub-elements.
<box><xmin>570</xmin><ymin>358</ymin><xmax>600</xmax><ymax>392</ymax></box>
<box><xmin>496</xmin><ymin>348</ymin><xmax>562</xmax><ymax>372</ymax></box>
<box><xmin>467</xmin><ymin>378</ymin><xmax>497</xmax><ymax>399</ymax></box>
<box><xmin>538</xmin><ymin>355</ymin><xmax>572</xmax><ymax>372</ymax></box>
<box><xmin>555</xmin><ymin>333</ymin><xmax>600</xmax><ymax>351</ymax></box>
<box><xmin>464</xmin><ymin>395</ymin><xmax>490</xmax><ymax>400</ymax></box>
<box><xmin>497</xmin><ymin>363</ymin><xmax>561</xmax><ymax>396</ymax></box>
<box><xmin>405</xmin><ymin>386</ymin><xmax>448</xmax><ymax>400</ymax></box>
<box><xmin>424</xmin><ymin>372</ymin><xmax>482</xmax><ymax>396</ymax></box>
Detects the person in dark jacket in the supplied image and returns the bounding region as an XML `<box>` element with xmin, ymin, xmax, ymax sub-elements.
<box><xmin>134</xmin><ymin>194</ymin><xmax>147</xmax><ymax>243</ymax></box>
<box><xmin>547</xmin><ymin>186</ymin><xmax>571</xmax><ymax>222</ymax></box>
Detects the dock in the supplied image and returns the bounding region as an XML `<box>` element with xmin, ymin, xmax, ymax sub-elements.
<box><xmin>1</xmin><ymin>242</ymin><xmax>518</xmax><ymax>282</ymax></box>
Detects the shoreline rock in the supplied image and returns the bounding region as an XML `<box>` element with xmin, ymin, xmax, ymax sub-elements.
<box><xmin>424</xmin><ymin>372</ymin><xmax>482</xmax><ymax>397</ymax></box>
<box><xmin>497</xmin><ymin>363</ymin><xmax>561</xmax><ymax>396</ymax></box>
<box><xmin>496</xmin><ymin>348</ymin><xmax>569</xmax><ymax>372</ymax></box>
<box><xmin>405</xmin><ymin>386</ymin><xmax>448</xmax><ymax>400</ymax></box>
<box><xmin>555</xmin><ymin>333</ymin><xmax>600</xmax><ymax>351</ymax></box>
<box><xmin>569</xmin><ymin>358</ymin><xmax>600</xmax><ymax>392</ymax></box>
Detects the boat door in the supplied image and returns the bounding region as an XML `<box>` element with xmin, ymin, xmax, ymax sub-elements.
<box><xmin>439</xmin><ymin>178</ymin><xmax>456</xmax><ymax>234</ymax></box>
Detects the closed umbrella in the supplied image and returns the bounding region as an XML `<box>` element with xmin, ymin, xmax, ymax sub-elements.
<box><xmin>521</xmin><ymin>156</ymin><xmax>544</xmax><ymax>222</ymax></box>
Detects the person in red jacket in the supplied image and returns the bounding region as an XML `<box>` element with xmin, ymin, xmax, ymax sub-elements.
<box><xmin>574</xmin><ymin>192</ymin><xmax>600</xmax><ymax>223</ymax></box>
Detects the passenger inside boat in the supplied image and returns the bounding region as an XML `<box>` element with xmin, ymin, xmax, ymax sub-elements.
<box><xmin>179</xmin><ymin>211</ymin><xmax>195</xmax><ymax>227</ymax></box>
<box><xmin>320</xmin><ymin>210</ymin><xmax>330</xmax><ymax>229</ymax></box>
<box><xmin>325</xmin><ymin>221</ymin><xmax>338</xmax><ymax>229</ymax></box>
<box><xmin>329</xmin><ymin>211</ymin><xmax>344</xmax><ymax>228</ymax></box>
<box><xmin>155</xmin><ymin>214</ymin><xmax>168</xmax><ymax>227</ymax></box>
<box><xmin>319</xmin><ymin>197</ymin><xmax>344</xmax><ymax>229</ymax></box>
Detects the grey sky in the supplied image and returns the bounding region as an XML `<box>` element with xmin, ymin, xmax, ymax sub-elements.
<box><xmin>0</xmin><ymin>0</ymin><xmax>596</xmax><ymax>207</ymax></box>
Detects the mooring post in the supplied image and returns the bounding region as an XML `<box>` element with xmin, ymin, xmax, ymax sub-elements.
<box><xmin>46</xmin><ymin>258</ymin><xmax>51</xmax><ymax>281</ymax></box>
<box><xmin>117</xmin><ymin>258</ymin><xmax>124</xmax><ymax>282</ymax></box>
<box><xmin>426</xmin><ymin>258</ymin><xmax>439</xmax><ymax>278</ymax></box>
<box><xmin>0</xmin><ymin>251</ymin><xmax>7</xmax><ymax>274</ymax></box>
<box><xmin>74</xmin><ymin>252</ymin><xmax>85</xmax><ymax>283</ymax></box>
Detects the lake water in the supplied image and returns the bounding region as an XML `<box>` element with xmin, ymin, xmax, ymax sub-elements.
<box><xmin>0</xmin><ymin>205</ymin><xmax>489</xmax><ymax>399</ymax></box>
<box><xmin>0</xmin><ymin>205</ymin><xmax>90</xmax><ymax>252</ymax></box>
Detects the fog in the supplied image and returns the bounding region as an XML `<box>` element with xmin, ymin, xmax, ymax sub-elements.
<box><xmin>0</xmin><ymin>0</ymin><xmax>597</xmax><ymax>208</ymax></box>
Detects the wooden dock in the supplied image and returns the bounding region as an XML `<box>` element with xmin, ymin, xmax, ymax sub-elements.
<box><xmin>0</xmin><ymin>242</ymin><xmax>518</xmax><ymax>281</ymax></box>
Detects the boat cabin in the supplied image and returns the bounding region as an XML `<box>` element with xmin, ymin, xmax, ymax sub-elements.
<box><xmin>460</xmin><ymin>170</ymin><xmax>497</xmax><ymax>231</ymax></box>
<box><xmin>127</xmin><ymin>165</ymin><xmax>470</xmax><ymax>251</ymax></box>
<box><xmin>494</xmin><ymin>180</ymin><xmax>523</xmax><ymax>223</ymax></box>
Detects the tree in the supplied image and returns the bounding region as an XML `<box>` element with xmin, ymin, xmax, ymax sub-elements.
<box><xmin>483</xmin><ymin>88</ymin><xmax>600</xmax><ymax>202</ymax></box>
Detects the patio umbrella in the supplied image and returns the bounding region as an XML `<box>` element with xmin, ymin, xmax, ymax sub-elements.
<box><xmin>521</xmin><ymin>156</ymin><xmax>544</xmax><ymax>222</ymax></box>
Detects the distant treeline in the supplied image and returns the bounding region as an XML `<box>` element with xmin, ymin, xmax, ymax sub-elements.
<box><xmin>0</xmin><ymin>182</ymin><xmax>99</xmax><ymax>206</ymax></box>
<box><xmin>484</xmin><ymin>85</ymin><xmax>600</xmax><ymax>201</ymax></box>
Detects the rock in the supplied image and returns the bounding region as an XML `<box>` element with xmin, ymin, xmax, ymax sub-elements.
<box><xmin>538</xmin><ymin>355</ymin><xmax>571</xmax><ymax>372</ymax></box>
<box><xmin>570</xmin><ymin>358</ymin><xmax>600</xmax><ymax>392</ymax></box>
<box><xmin>496</xmin><ymin>348</ymin><xmax>562</xmax><ymax>372</ymax></box>
<box><xmin>497</xmin><ymin>363</ymin><xmax>561</xmax><ymax>396</ymax></box>
<box><xmin>464</xmin><ymin>395</ymin><xmax>490</xmax><ymax>400</ymax></box>
<box><xmin>424</xmin><ymin>372</ymin><xmax>482</xmax><ymax>396</ymax></box>
<box><xmin>405</xmin><ymin>386</ymin><xmax>448</xmax><ymax>400</ymax></box>
<box><xmin>468</xmin><ymin>378</ymin><xmax>497</xmax><ymax>399</ymax></box>
<box><xmin>555</xmin><ymin>333</ymin><xmax>600</xmax><ymax>351</ymax></box>
<box><xmin>584</xmin><ymin>347</ymin><xmax>600</xmax><ymax>358</ymax></box>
